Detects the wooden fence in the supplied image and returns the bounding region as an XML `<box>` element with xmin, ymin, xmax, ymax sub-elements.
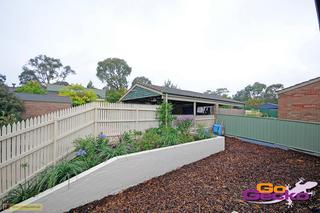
<box><xmin>217</xmin><ymin>108</ymin><xmax>245</xmax><ymax>116</ymax></box>
<box><xmin>0</xmin><ymin>102</ymin><xmax>158</xmax><ymax>198</ymax></box>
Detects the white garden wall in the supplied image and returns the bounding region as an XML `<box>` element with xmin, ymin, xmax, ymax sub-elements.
<box><xmin>3</xmin><ymin>136</ymin><xmax>224</xmax><ymax>213</ymax></box>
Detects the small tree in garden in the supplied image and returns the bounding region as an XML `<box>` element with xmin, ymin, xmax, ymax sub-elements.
<box><xmin>15</xmin><ymin>81</ymin><xmax>46</xmax><ymax>94</ymax></box>
<box><xmin>59</xmin><ymin>84</ymin><xmax>97</xmax><ymax>106</ymax></box>
<box><xmin>106</xmin><ymin>88</ymin><xmax>127</xmax><ymax>103</ymax></box>
<box><xmin>156</xmin><ymin>102</ymin><xmax>174</xmax><ymax>127</ymax></box>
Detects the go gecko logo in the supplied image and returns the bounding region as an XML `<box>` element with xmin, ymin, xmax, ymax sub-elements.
<box><xmin>242</xmin><ymin>178</ymin><xmax>317</xmax><ymax>208</ymax></box>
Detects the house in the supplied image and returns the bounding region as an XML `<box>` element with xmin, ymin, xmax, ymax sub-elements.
<box><xmin>120</xmin><ymin>83</ymin><xmax>244</xmax><ymax>126</ymax></box>
<box><xmin>259</xmin><ymin>103</ymin><xmax>278</xmax><ymax>118</ymax></box>
<box><xmin>278</xmin><ymin>77</ymin><xmax>320</xmax><ymax>123</ymax></box>
<box><xmin>46</xmin><ymin>84</ymin><xmax>107</xmax><ymax>100</ymax></box>
<box><xmin>15</xmin><ymin>93</ymin><xmax>72</xmax><ymax>119</ymax></box>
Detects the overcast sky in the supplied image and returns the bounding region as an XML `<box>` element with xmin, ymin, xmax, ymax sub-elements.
<box><xmin>0</xmin><ymin>0</ymin><xmax>319</xmax><ymax>95</ymax></box>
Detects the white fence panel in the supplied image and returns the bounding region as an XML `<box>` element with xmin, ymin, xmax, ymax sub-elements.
<box><xmin>0</xmin><ymin>102</ymin><xmax>158</xmax><ymax>198</ymax></box>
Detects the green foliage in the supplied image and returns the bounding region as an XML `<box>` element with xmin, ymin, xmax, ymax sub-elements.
<box><xmin>106</xmin><ymin>88</ymin><xmax>127</xmax><ymax>103</ymax></box>
<box><xmin>156</xmin><ymin>102</ymin><xmax>174</xmax><ymax>127</ymax></box>
<box><xmin>245</xmin><ymin>98</ymin><xmax>265</xmax><ymax>109</ymax></box>
<box><xmin>36</xmin><ymin>160</ymin><xmax>85</xmax><ymax>192</ymax></box>
<box><xmin>204</xmin><ymin>88</ymin><xmax>230</xmax><ymax>98</ymax></box>
<box><xmin>131</xmin><ymin>76</ymin><xmax>152</xmax><ymax>87</ymax></box>
<box><xmin>136</xmin><ymin>128</ymin><xmax>162</xmax><ymax>150</ymax></box>
<box><xmin>15</xmin><ymin>81</ymin><xmax>46</xmax><ymax>94</ymax></box>
<box><xmin>96</xmin><ymin>58</ymin><xmax>132</xmax><ymax>90</ymax></box>
<box><xmin>3</xmin><ymin>122</ymin><xmax>213</xmax><ymax>207</ymax></box>
<box><xmin>0</xmin><ymin>84</ymin><xmax>24</xmax><ymax>127</ymax></box>
<box><xmin>86</xmin><ymin>80</ymin><xmax>94</xmax><ymax>89</ymax></box>
<box><xmin>0</xmin><ymin>73</ymin><xmax>6</xmax><ymax>83</ymax></box>
<box><xmin>19</xmin><ymin>55</ymin><xmax>75</xmax><ymax>85</ymax></box>
<box><xmin>195</xmin><ymin>125</ymin><xmax>211</xmax><ymax>140</ymax></box>
<box><xmin>4</xmin><ymin>181</ymin><xmax>38</xmax><ymax>205</ymax></box>
<box><xmin>163</xmin><ymin>79</ymin><xmax>179</xmax><ymax>89</ymax></box>
<box><xmin>59</xmin><ymin>84</ymin><xmax>97</xmax><ymax>106</ymax></box>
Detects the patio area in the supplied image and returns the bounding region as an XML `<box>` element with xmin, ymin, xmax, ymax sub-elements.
<box><xmin>68</xmin><ymin>137</ymin><xmax>320</xmax><ymax>213</ymax></box>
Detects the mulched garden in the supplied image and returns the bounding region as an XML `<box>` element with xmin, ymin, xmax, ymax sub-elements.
<box><xmin>68</xmin><ymin>137</ymin><xmax>320</xmax><ymax>213</ymax></box>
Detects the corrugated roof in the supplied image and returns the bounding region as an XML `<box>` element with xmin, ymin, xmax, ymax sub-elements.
<box><xmin>135</xmin><ymin>84</ymin><xmax>244</xmax><ymax>105</ymax></box>
<box><xmin>15</xmin><ymin>93</ymin><xmax>72</xmax><ymax>103</ymax></box>
<box><xmin>278</xmin><ymin>77</ymin><xmax>320</xmax><ymax>94</ymax></box>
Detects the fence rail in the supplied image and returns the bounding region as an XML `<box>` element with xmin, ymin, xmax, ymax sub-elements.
<box><xmin>0</xmin><ymin>102</ymin><xmax>158</xmax><ymax>198</ymax></box>
<box><xmin>216</xmin><ymin>114</ymin><xmax>320</xmax><ymax>155</ymax></box>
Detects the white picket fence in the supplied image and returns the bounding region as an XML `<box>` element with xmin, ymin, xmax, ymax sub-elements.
<box><xmin>0</xmin><ymin>102</ymin><xmax>158</xmax><ymax>198</ymax></box>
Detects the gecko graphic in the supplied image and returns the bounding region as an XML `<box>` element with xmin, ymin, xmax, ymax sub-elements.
<box><xmin>250</xmin><ymin>178</ymin><xmax>318</xmax><ymax>208</ymax></box>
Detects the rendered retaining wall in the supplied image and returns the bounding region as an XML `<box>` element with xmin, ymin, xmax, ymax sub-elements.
<box><xmin>3</xmin><ymin>136</ymin><xmax>225</xmax><ymax>213</ymax></box>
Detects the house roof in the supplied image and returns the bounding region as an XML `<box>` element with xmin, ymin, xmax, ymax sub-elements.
<box><xmin>277</xmin><ymin>77</ymin><xmax>320</xmax><ymax>94</ymax></box>
<box><xmin>122</xmin><ymin>83</ymin><xmax>244</xmax><ymax>105</ymax></box>
<box><xmin>259</xmin><ymin>103</ymin><xmax>278</xmax><ymax>110</ymax></box>
<box><xmin>15</xmin><ymin>93</ymin><xmax>72</xmax><ymax>103</ymax></box>
<box><xmin>46</xmin><ymin>84</ymin><xmax>106</xmax><ymax>99</ymax></box>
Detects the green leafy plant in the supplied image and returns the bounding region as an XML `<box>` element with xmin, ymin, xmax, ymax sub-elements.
<box><xmin>0</xmin><ymin>84</ymin><xmax>24</xmax><ymax>127</ymax></box>
<box><xmin>156</xmin><ymin>102</ymin><xmax>174</xmax><ymax>127</ymax></box>
<box><xmin>195</xmin><ymin>125</ymin><xmax>211</xmax><ymax>140</ymax></box>
<box><xmin>15</xmin><ymin>81</ymin><xmax>46</xmax><ymax>94</ymax></box>
<box><xmin>4</xmin><ymin>181</ymin><xmax>38</xmax><ymax>205</ymax></box>
<box><xmin>59</xmin><ymin>84</ymin><xmax>97</xmax><ymax>106</ymax></box>
<box><xmin>36</xmin><ymin>160</ymin><xmax>85</xmax><ymax>192</ymax></box>
<box><xmin>106</xmin><ymin>88</ymin><xmax>127</xmax><ymax>103</ymax></box>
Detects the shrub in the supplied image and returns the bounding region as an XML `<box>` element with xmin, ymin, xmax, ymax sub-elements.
<box><xmin>59</xmin><ymin>84</ymin><xmax>97</xmax><ymax>106</ymax></box>
<box><xmin>136</xmin><ymin>128</ymin><xmax>161</xmax><ymax>150</ymax></box>
<box><xmin>15</xmin><ymin>81</ymin><xmax>46</xmax><ymax>94</ymax></box>
<box><xmin>156</xmin><ymin>102</ymin><xmax>174</xmax><ymax>127</ymax></box>
<box><xmin>0</xmin><ymin>84</ymin><xmax>24</xmax><ymax>127</ymax></box>
<box><xmin>195</xmin><ymin>125</ymin><xmax>211</xmax><ymax>140</ymax></box>
<box><xmin>159</xmin><ymin>126</ymin><xmax>179</xmax><ymax>147</ymax></box>
<box><xmin>106</xmin><ymin>88</ymin><xmax>127</xmax><ymax>103</ymax></box>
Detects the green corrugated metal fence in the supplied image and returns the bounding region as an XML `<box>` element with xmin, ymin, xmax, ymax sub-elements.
<box><xmin>216</xmin><ymin>114</ymin><xmax>320</xmax><ymax>155</ymax></box>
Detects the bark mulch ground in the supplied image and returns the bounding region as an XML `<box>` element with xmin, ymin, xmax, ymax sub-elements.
<box><xmin>68</xmin><ymin>137</ymin><xmax>320</xmax><ymax>213</ymax></box>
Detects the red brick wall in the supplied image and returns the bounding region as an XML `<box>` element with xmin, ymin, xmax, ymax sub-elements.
<box><xmin>22</xmin><ymin>101</ymin><xmax>71</xmax><ymax>119</ymax></box>
<box><xmin>278</xmin><ymin>81</ymin><xmax>320</xmax><ymax>122</ymax></box>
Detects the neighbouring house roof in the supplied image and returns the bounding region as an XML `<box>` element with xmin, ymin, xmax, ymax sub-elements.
<box><xmin>46</xmin><ymin>84</ymin><xmax>106</xmax><ymax>99</ymax></box>
<box><xmin>15</xmin><ymin>93</ymin><xmax>72</xmax><ymax>104</ymax></box>
<box><xmin>259</xmin><ymin>103</ymin><xmax>278</xmax><ymax>110</ymax></box>
<box><xmin>277</xmin><ymin>77</ymin><xmax>320</xmax><ymax>94</ymax></box>
<box><xmin>121</xmin><ymin>83</ymin><xmax>244</xmax><ymax>106</ymax></box>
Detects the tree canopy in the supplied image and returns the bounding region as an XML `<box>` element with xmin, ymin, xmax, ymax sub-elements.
<box><xmin>163</xmin><ymin>79</ymin><xmax>179</xmax><ymax>89</ymax></box>
<box><xmin>131</xmin><ymin>76</ymin><xmax>152</xmax><ymax>87</ymax></box>
<box><xmin>86</xmin><ymin>80</ymin><xmax>95</xmax><ymax>89</ymax></box>
<box><xmin>96</xmin><ymin>58</ymin><xmax>132</xmax><ymax>90</ymax></box>
<box><xmin>59</xmin><ymin>84</ymin><xmax>97</xmax><ymax>106</ymax></box>
<box><xmin>0</xmin><ymin>82</ymin><xmax>24</xmax><ymax>126</ymax></box>
<box><xmin>15</xmin><ymin>81</ymin><xmax>46</xmax><ymax>94</ymax></box>
<box><xmin>0</xmin><ymin>73</ymin><xmax>6</xmax><ymax>83</ymax></box>
<box><xmin>204</xmin><ymin>88</ymin><xmax>230</xmax><ymax>98</ymax></box>
<box><xmin>19</xmin><ymin>55</ymin><xmax>76</xmax><ymax>85</ymax></box>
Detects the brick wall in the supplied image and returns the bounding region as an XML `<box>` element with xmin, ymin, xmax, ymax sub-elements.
<box><xmin>278</xmin><ymin>81</ymin><xmax>320</xmax><ymax>122</ymax></box>
<box><xmin>22</xmin><ymin>101</ymin><xmax>71</xmax><ymax>119</ymax></box>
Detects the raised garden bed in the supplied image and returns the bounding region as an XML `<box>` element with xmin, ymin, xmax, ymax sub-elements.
<box><xmin>4</xmin><ymin>137</ymin><xmax>224</xmax><ymax>213</ymax></box>
<box><xmin>68</xmin><ymin>137</ymin><xmax>320</xmax><ymax>213</ymax></box>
